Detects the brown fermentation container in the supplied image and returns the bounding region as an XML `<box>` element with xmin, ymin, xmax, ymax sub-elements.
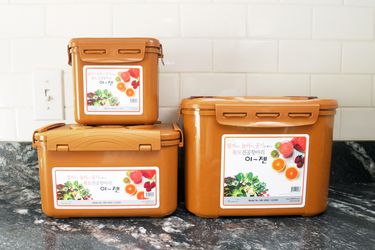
<box><xmin>180</xmin><ymin>96</ymin><xmax>338</xmax><ymax>218</ymax></box>
<box><xmin>68</xmin><ymin>38</ymin><xmax>163</xmax><ymax>125</ymax></box>
<box><xmin>33</xmin><ymin>123</ymin><xmax>182</xmax><ymax>218</ymax></box>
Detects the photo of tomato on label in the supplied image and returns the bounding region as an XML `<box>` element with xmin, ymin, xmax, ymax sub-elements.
<box><xmin>221</xmin><ymin>134</ymin><xmax>309</xmax><ymax>209</ymax></box>
<box><xmin>123</xmin><ymin>169</ymin><xmax>157</xmax><ymax>201</ymax></box>
<box><xmin>84</xmin><ymin>66</ymin><xmax>143</xmax><ymax>115</ymax></box>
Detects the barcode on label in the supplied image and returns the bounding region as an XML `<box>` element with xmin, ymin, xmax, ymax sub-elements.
<box><xmin>130</xmin><ymin>98</ymin><xmax>138</xmax><ymax>103</ymax></box>
<box><xmin>145</xmin><ymin>192</ymin><xmax>154</xmax><ymax>198</ymax></box>
<box><xmin>291</xmin><ymin>186</ymin><xmax>301</xmax><ymax>192</ymax></box>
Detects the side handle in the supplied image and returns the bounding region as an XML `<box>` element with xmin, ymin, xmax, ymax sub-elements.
<box><xmin>32</xmin><ymin>123</ymin><xmax>65</xmax><ymax>148</ymax></box>
<box><xmin>172</xmin><ymin>122</ymin><xmax>184</xmax><ymax>148</ymax></box>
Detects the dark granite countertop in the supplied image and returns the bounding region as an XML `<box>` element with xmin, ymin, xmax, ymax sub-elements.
<box><xmin>0</xmin><ymin>142</ymin><xmax>374</xmax><ymax>250</ymax></box>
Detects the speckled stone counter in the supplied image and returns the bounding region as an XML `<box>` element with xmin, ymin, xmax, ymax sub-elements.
<box><xmin>0</xmin><ymin>142</ymin><xmax>374</xmax><ymax>250</ymax></box>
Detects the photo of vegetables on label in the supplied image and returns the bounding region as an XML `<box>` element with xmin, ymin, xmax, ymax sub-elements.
<box><xmin>224</xmin><ymin>172</ymin><xmax>269</xmax><ymax>197</ymax></box>
<box><xmin>56</xmin><ymin>181</ymin><xmax>92</xmax><ymax>201</ymax></box>
<box><xmin>221</xmin><ymin>134</ymin><xmax>309</xmax><ymax>209</ymax></box>
<box><xmin>83</xmin><ymin>65</ymin><xmax>143</xmax><ymax>115</ymax></box>
<box><xmin>53</xmin><ymin>167</ymin><xmax>159</xmax><ymax>209</ymax></box>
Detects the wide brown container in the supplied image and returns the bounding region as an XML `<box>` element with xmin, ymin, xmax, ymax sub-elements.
<box><xmin>181</xmin><ymin>96</ymin><xmax>338</xmax><ymax>218</ymax></box>
<box><xmin>68</xmin><ymin>38</ymin><xmax>163</xmax><ymax>125</ymax></box>
<box><xmin>33</xmin><ymin>123</ymin><xmax>182</xmax><ymax>218</ymax></box>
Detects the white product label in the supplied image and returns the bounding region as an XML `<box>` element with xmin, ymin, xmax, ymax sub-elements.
<box><xmin>220</xmin><ymin>134</ymin><xmax>309</xmax><ymax>209</ymax></box>
<box><xmin>83</xmin><ymin>65</ymin><xmax>143</xmax><ymax>115</ymax></box>
<box><xmin>52</xmin><ymin>167</ymin><xmax>159</xmax><ymax>209</ymax></box>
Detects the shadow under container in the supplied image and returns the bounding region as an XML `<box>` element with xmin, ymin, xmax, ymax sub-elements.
<box><xmin>68</xmin><ymin>38</ymin><xmax>163</xmax><ymax>125</ymax></box>
<box><xmin>33</xmin><ymin>123</ymin><xmax>182</xmax><ymax>218</ymax></box>
<box><xmin>180</xmin><ymin>96</ymin><xmax>338</xmax><ymax>218</ymax></box>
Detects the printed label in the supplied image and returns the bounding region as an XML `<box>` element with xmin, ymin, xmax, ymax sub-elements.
<box><xmin>52</xmin><ymin>167</ymin><xmax>159</xmax><ymax>209</ymax></box>
<box><xmin>83</xmin><ymin>65</ymin><xmax>143</xmax><ymax>115</ymax></box>
<box><xmin>220</xmin><ymin>134</ymin><xmax>309</xmax><ymax>209</ymax></box>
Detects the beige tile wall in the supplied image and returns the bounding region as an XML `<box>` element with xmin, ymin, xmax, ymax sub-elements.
<box><xmin>0</xmin><ymin>0</ymin><xmax>375</xmax><ymax>141</ymax></box>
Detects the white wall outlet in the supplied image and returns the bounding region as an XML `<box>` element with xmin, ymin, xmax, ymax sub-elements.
<box><xmin>32</xmin><ymin>69</ymin><xmax>64</xmax><ymax>120</ymax></box>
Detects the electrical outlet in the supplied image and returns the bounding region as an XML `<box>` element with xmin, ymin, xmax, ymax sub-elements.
<box><xmin>32</xmin><ymin>69</ymin><xmax>64</xmax><ymax>120</ymax></box>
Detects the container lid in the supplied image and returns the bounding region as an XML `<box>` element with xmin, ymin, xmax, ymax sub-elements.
<box><xmin>180</xmin><ymin>96</ymin><xmax>338</xmax><ymax>111</ymax></box>
<box><xmin>68</xmin><ymin>38</ymin><xmax>163</xmax><ymax>65</ymax></box>
<box><xmin>180</xmin><ymin>96</ymin><xmax>337</xmax><ymax>128</ymax></box>
<box><xmin>33</xmin><ymin>123</ymin><xmax>182</xmax><ymax>152</ymax></box>
<box><xmin>69</xmin><ymin>38</ymin><xmax>161</xmax><ymax>48</ymax></box>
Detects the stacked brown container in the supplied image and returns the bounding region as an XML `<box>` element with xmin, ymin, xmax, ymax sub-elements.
<box><xmin>32</xmin><ymin>38</ymin><xmax>182</xmax><ymax>218</ymax></box>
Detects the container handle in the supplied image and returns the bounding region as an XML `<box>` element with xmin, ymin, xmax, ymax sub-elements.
<box><xmin>67</xmin><ymin>45</ymin><xmax>72</xmax><ymax>65</ymax></box>
<box><xmin>215</xmin><ymin>104</ymin><xmax>320</xmax><ymax>128</ymax></box>
<box><xmin>172</xmin><ymin>122</ymin><xmax>184</xmax><ymax>148</ymax></box>
<box><xmin>159</xmin><ymin>44</ymin><xmax>165</xmax><ymax>65</ymax></box>
<box><xmin>32</xmin><ymin>123</ymin><xmax>66</xmax><ymax>148</ymax></box>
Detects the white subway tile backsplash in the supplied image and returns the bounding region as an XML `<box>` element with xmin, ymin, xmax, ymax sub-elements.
<box><xmin>0</xmin><ymin>109</ymin><xmax>16</xmax><ymax>141</ymax></box>
<box><xmin>0</xmin><ymin>5</ymin><xmax>44</xmax><ymax>37</ymax></box>
<box><xmin>15</xmin><ymin>107</ymin><xmax>55</xmax><ymax>141</ymax></box>
<box><xmin>247</xmin><ymin>74</ymin><xmax>310</xmax><ymax>96</ymax></box>
<box><xmin>63</xmin><ymin>70</ymin><xmax>74</xmax><ymax>108</ymax></box>
<box><xmin>0</xmin><ymin>40</ymin><xmax>10</xmax><ymax>73</ymax></box>
<box><xmin>11</xmin><ymin>0</ymin><xmax>75</xmax><ymax>3</ymax></box>
<box><xmin>160</xmin><ymin>39</ymin><xmax>212</xmax><ymax>72</ymax></box>
<box><xmin>46</xmin><ymin>4</ymin><xmax>112</xmax><ymax>37</ymax></box>
<box><xmin>344</xmin><ymin>0</ymin><xmax>375</xmax><ymax>6</ymax></box>
<box><xmin>159</xmin><ymin>73</ymin><xmax>180</xmax><ymax>107</ymax></box>
<box><xmin>12</xmin><ymin>38</ymin><xmax>68</xmax><ymax>73</ymax></box>
<box><xmin>181</xmin><ymin>73</ymin><xmax>246</xmax><ymax>98</ymax></box>
<box><xmin>0</xmin><ymin>74</ymin><xmax>32</xmax><ymax>108</ymax></box>
<box><xmin>343</xmin><ymin>42</ymin><xmax>375</xmax><ymax>73</ymax></box>
<box><xmin>341</xmin><ymin>108</ymin><xmax>375</xmax><ymax>140</ymax></box>
<box><xmin>159</xmin><ymin>107</ymin><xmax>178</xmax><ymax>123</ymax></box>
<box><xmin>181</xmin><ymin>4</ymin><xmax>246</xmax><ymax>37</ymax></box>
<box><xmin>248</xmin><ymin>5</ymin><xmax>311</xmax><ymax>38</ymax></box>
<box><xmin>216</xmin><ymin>0</ymin><xmax>278</xmax><ymax>2</ymax></box>
<box><xmin>279</xmin><ymin>41</ymin><xmax>341</xmax><ymax>73</ymax></box>
<box><xmin>113</xmin><ymin>4</ymin><xmax>179</xmax><ymax>37</ymax></box>
<box><xmin>65</xmin><ymin>107</ymin><xmax>75</xmax><ymax>124</ymax></box>
<box><xmin>0</xmin><ymin>1</ymin><xmax>375</xmax><ymax>141</ymax></box>
<box><xmin>313</xmin><ymin>7</ymin><xmax>373</xmax><ymax>40</ymax></box>
<box><xmin>213</xmin><ymin>40</ymin><xmax>278</xmax><ymax>72</ymax></box>
<box><xmin>281</xmin><ymin>0</ymin><xmax>342</xmax><ymax>4</ymax></box>
<box><xmin>311</xmin><ymin>75</ymin><xmax>372</xmax><ymax>107</ymax></box>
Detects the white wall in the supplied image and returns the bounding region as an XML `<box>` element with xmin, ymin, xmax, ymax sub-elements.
<box><xmin>0</xmin><ymin>0</ymin><xmax>375</xmax><ymax>141</ymax></box>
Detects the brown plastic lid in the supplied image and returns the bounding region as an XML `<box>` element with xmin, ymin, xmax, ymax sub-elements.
<box><xmin>180</xmin><ymin>96</ymin><xmax>338</xmax><ymax>111</ymax></box>
<box><xmin>180</xmin><ymin>96</ymin><xmax>337</xmax><ymax>128</ymax></box>
<box><xmin>33</xmin><ymin>123</ymin><xmax>182</xmax><ymax>151</ymax></box>
<box><xmin>69</xmin><ymin>37</ymin><xmax>161</xmax><ymax>48</ymax></box>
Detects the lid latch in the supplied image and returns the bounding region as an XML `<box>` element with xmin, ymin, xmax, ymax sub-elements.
<box><xmin>139</xmin><ymin>144</ymin><xmax>152</xmax><ymax>151</ymax></box>
<box><xmin>56</xmin><ymin>144</ymin><xmax>69</xmax><ymax>151</ymax></box>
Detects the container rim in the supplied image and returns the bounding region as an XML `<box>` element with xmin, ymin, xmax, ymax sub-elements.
<box><xmin>180</xmin><ymin>96</ymin><xmax>338</xmax><ymax>111</ymax></box>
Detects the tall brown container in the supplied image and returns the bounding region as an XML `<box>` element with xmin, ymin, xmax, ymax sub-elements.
<box><xmin>181</xmin><ymin>96</ymin><xmax>338</xmax><ymax>218</ymax></box>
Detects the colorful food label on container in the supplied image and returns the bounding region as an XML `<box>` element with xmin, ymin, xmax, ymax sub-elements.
<box><xmin>83</xmin><ymin>65</ymin><xmax>143</xmax><ymax>115</ymax></box>
<box><xmin>52</xmin><ymin>167</ymin><xmax>159</xmax><ymax>209</ymax></box>
<box><xmin>220</xmin><ymin>134</ymin><xmax>309</xmax><ymax>209</ymax></box>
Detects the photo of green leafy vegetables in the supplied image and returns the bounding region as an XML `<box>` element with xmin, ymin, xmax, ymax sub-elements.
<box><xmin>87</xmin><ymin>89</ymin><xmax>120</xmax><ymax>106</ymax></box>
<box><xmin>56</xmin><ymin>181</ymin><xmax>92</xmax><ymax>200</ymax></box>
<box><xmin>224</xmin><ymin>172</ymin><xmax>269</xmax><ymax>197</ymax></box>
